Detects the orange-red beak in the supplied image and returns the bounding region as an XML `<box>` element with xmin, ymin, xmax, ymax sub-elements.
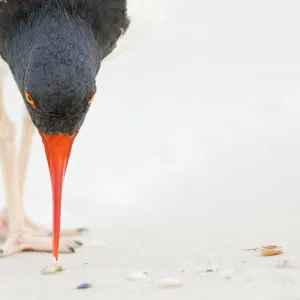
<box><xmin>39</xmin><ymin>132</ymin><xmax>78</xmax><ymax>261</ymax></box>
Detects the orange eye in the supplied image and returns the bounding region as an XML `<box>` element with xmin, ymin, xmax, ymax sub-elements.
<box><xmin>88</xmin><ymin>92</ymin><xmax>96</xmax><ymax>105</ymax></box>
<box><xmin>24</xmin><ymin>91</ymin><xmax>36</xmax><ymax>109</ymax></box>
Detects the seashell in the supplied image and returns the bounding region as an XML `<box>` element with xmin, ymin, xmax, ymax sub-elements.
<box><xmin>259</xmin><ymin>245</ymin><xmax>282</xmax><ymax>256</ymax></box>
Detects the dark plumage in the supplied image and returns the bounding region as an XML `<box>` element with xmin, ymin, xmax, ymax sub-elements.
<box><xmin>0</xmin><ymin>0</ymin><xmax>130</xmax><ymax>134</ymax></box>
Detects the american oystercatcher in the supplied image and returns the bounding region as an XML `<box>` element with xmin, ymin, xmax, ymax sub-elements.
<box><xmin>0</xmin><ymin>0</ymin><xmax>175</xmax><ymax>270</ymax></box>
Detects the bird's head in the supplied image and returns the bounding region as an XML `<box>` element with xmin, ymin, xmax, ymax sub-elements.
<box><xmin>23</xmin><ymin>31</ymin><xmax>98</xmax><ymax>134</ymax></box>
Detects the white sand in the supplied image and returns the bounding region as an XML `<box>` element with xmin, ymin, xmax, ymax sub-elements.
<box><xmin>2</xmin><ymin>0</ymin><xmax>300</xmax><ymax>299</ymax></box>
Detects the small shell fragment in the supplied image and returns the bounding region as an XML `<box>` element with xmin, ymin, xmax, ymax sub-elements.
<box><xmin>158</xmin><ymin>278</ymin><xmax>184</xmax><ymax>289</ymax></box>
<box><xmin>41</xmin><ymin>262</ymin><xmax>64</xmax><ymax>275</ymax></box>
<box><xmin>76</xmin><ymin>283</ymin><xmax>93</xmax><ymax>290</ymax></box>
<box><xmin>126</xmin><ymin>271</ymin><xmax>147</xmax><ymax>281</ymax></box>
<box><xmin>276</xmin><ymin>260</ymin><xmax>298</xmax><ymax>269</ymax></box>
<box><xmin>197</xmin><ymin>265</ymin><xmax>219</xmax><ymax>274</ymax></box>
<box><xmin>259</xmin><ymin>245</ymin><xmax>282</xmax><ymax>256</ymax></box>
<box><xmin>203</xmin><ymin>268</ymin><xmax>218</xmax><ymax>273</ymax></box>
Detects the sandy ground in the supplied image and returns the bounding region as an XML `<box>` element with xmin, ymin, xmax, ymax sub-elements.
<box><xmin>2</xmin><ymin>0</ymin><xmax>300</xmax><ymax>299</ymax></box>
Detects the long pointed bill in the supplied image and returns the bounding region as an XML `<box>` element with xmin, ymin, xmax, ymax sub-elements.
<box><xmin>39</xmin><ymin>132</ymin><xmax>78</xmax><ymax>262</ymax></box>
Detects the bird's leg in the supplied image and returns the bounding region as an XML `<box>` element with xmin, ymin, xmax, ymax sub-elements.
<box><xmin>0</xmin><ymin>83</ymin><xmax>33</xmax><ymax>254</ymax></box>
<box><xmin>17</xmin><ymin>111</ymin><xmax>46</xmax><ymax>233</ymax></box>
<box><xmin>18</xmin><ymin>110</ymin><xmax>34</xmax><ymax>206</ymax></box>
<box><xmin>0</xmin><ymin>110</ymin><xmax>33</xmax><ymax>233</ymax></box>
<box><xmin>0</xmin><ymin>90</ymin><xmax>24</xmax><ymax>235</ymax></box>
<box><xmin>0</xmin><ymin>81</ymin><xmax>82</xmax><ymax>256</ymax></box>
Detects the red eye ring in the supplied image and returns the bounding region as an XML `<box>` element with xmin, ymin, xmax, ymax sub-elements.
<box><xmin>24</xmin><ymin>90</ymin><xmax>36</xmax><ymax>109</ymax></box>
<box><xmin>88</xmin><ymin>92</ymin><xmax>96</xmax><ymax>105</ymax></box>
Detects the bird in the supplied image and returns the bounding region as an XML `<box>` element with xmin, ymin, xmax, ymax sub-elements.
<box><xmin>0</xmin><ymin>0</ymin><xmax>175</xmax><ymax>264</ymax></box>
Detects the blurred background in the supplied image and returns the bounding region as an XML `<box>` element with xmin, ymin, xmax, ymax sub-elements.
<box><xmin>1</xmin><ymin>1</ymin><xmax>300</xmax><ymax>297</ymax></box>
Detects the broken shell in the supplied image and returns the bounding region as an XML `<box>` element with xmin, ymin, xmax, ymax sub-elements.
<box><xmin>158</xmin><ymin>278</ymin><xmax>184</xmax><ymax>289</ymax></box>
<box><xmin>41</xmin><ymin>263</ymin><xmax>64</xmax><ymax>275</ymax></box>
<box><xmin>126</xmin><ymin>271</ymin><xmax>147</xmax><ymax>281</ymax></box>
<box><xmin>76</xmin><ymin>283</ymin><xmax>93</xmax><ymax>290</ymax></box>
<box><xmin>276</xmin><ymin>260</ymin><xmax>298</xmax><ymax>269</ymax></box>
<box><xmin>41</xmin><ymin>257</ymin><xmax>64</xmax><ymax>275</ymax></box>
<box><xmin>197</xmin><ymin>265</ymin><xmax>219</xmax><ymax>274</ymax></box>
<box><xmin>259</xmin><ymin>245</ymin><xmax>282</xmax><ymax>256</ymax></box>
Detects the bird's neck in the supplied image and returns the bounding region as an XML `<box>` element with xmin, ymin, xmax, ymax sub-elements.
<box><xmin>8</xmin><ymin>11</ymin><xmax>101</xmax><ymax>91</ymax></box>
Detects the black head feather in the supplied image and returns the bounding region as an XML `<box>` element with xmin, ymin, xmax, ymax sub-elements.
<box><xmin>0</xmin><ymin>0</ymin><xmax>130</xmax><ymax>135</ymax></box>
